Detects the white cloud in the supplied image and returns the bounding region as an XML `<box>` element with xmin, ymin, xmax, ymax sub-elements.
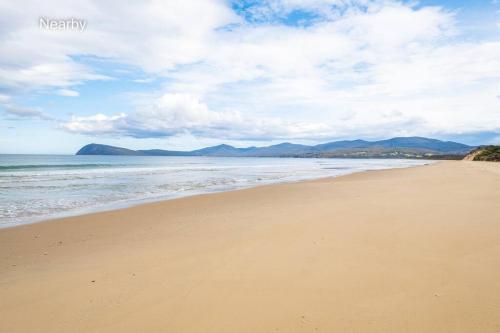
<box><xmin>0</xmin><ymin>0</ymin><xmax>237</xmax><ymax>91</ymax></box>
<box><xmin>1</xmin><ymin>0</ymin><xmax>500</xmax><ymax>142</ymax></box>
<box><xmin>0</xmin><ymin>60</ymin><xmax>109</xmax><ymax>90</ymax></box>
<box><xmin>3</xmin><ymin>105</ymin><xmax>53</xmax><ymax>120</ymax></box>
<box><xmin>63</xmin><ymin>113</ymin><xmax>127</xmax><ymax>134</ymax></box>
<box><xmin>57</xmin><ymin>88</ymin><xmax>79</xmax><ymax>97</ymax></box>
<box><xmin>62</xmin><ymin>93</ymin><xmax>331</xmax><ymax>140</ymax></box>
<box><xmin>0</xmin><ymin>94</ymin><xmax>11</xmax><ymax>103</ymax></box>
<box><xmin>132</xmin><ymin>78</ymin><xmax>155</xmax><ymax>84</ymax></box>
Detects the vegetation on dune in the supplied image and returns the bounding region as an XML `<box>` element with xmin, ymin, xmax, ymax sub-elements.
<box><xmin>464</xmin><ymin>146</ymin><xmax>500</xmax><ymax>161</ymax></box>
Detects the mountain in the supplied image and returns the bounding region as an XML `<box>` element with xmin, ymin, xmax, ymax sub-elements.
<box><xmin>76</xmin><ymin>144</ymin><xmax>141</xmax><ymax>156</ymax></box>
<box><xmin>369</xmin><ymin>137</ymin><xmax>472</xmax><ymax>152</ymax></box>
<box><xmin>191</xmin><ymin>144</ymin><xmax>244</xmax><ymax>156</ymax></box>
<box><xmin>76</xmin><ymin>137</ymin><xmax>474</xmax><ymax>159</ymax></box>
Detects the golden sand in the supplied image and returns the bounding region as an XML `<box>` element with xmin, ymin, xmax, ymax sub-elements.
<box><xmin>1</xmin><ymin>161</ymin><xmax>500</xmax><ymax>332</ymax></box>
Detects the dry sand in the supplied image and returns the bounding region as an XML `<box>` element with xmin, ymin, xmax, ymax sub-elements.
<box><xmin>1</xmin><ymin>161</ymin><xmax>500</xmax><ymax>332</ymax></box>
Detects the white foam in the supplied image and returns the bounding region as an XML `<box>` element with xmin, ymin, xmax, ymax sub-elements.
<box><xmin>0</xmin><ymin>155</ymin><xmax>431</xmax><ymax>227</ymax></box>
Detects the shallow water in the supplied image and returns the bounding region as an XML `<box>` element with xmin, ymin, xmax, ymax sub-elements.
<box><xmin>0</xmin><ymin>155</ymin><xmax>430</xmax><ymax>227</ymax></box>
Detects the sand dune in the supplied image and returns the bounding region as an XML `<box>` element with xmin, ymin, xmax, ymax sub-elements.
<box><xmin>1</xmin><ymin>161</ymin><xmax>500</xmax><ymax>332</ymax></box>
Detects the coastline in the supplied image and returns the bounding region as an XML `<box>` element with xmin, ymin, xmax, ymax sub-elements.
<box><xmin>0</xmin><ymin>158</ymin><xmax>430</xmax><ymax>228</ymax></box>
<box><xmin>1</xmin><ymin>161</ymin><xmax>500</xmax><ymax>332</ymax></box>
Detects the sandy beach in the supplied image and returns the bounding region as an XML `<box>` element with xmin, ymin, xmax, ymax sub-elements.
<box><xmin>1</xmin><ymin>161</ymin><xmax>500</xmax><ymax>332</ymax></box>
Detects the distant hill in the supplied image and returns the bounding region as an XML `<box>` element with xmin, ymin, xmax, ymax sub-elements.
<box><xmin>463</xmin><ymin>146</ymin><xmax>500</xmax><ymax>161</ymax></box>
<box><xmin>76</xmin><ymin>137</ymin><xmax>474</xmax><ymax>159</ymax></box>
<box><xmin>76</xmin><ymin>144</ymin><xmax>141</xmax><ymax>156</ymax></box>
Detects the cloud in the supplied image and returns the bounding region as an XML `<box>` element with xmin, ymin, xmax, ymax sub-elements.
<box><xmin>62</xmin><ymin>93</ymin><xmax>332</xmax><ymax>140</ymax></box>
<box><xmin>0</xmin><ymin>61</ymin><xmax>109</xmax><ymax>91</ymax></box>
<box><xmin>57</xmin><ymin>88</ymin><xmax>79</xmax><ymax>97</ymax></box>
<box><xmin>1</xmin><ymin>0</ymin><xmax>500</xmax><ymax>143</ymax></box>
<box><xmin>0</xmin><ymin>0</ymin><xmax>237</xmax><ymax>93</ymax></box>
<box><xmin>132</xmin><ymin>78</ymin><xmax>155</xmax><ymax>84</ymax></box>
<box><xmin>3</xmin><ymin>105</ymin><xmax>53</xmax><ymax>120</ymax></box>
<box><xmin>63</xmin><ymin>113</ymin><xmax>127</xmax><ymax>134</ymax></box>
<box><xmin>0</xmin><ymin>94</ymin><xmax>11</xmax><ymax>103</ymax></box>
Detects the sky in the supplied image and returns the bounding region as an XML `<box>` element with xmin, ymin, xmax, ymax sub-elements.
<box><xmin>0</xmin><ymin>0</ymin><xmax>499</xmax><ymax>154</ymax></box>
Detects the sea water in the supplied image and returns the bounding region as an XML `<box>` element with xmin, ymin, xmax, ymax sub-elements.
<box><xmin>0</xmin><ymin>155</ymin><xmax>430</xmax><ymax>227</ymax></box>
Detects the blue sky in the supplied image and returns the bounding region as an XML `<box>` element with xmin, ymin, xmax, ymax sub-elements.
<box><xmin>0</xmin><ymin>0</ymin><xmax>499</xmax><ymax>154</ymax></box>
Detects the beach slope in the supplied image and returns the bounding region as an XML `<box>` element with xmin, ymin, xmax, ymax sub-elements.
<box><xmin>1</xmin><ymin>161</ymin><xmax>500</xmax><ymax>332</ymax></box>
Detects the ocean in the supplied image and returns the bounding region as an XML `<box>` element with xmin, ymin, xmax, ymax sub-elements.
<box><xmin>0</xmin><ymin>155</ymin><xmax>430</xmax><ymax>227</ymax></box>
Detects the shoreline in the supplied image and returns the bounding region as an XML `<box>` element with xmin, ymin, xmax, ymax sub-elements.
<box><xmin>1</xmin><ymin>159</ymin><xmax>432</xmax><ymax>229</ymax></box>
<box><xmin>1</xmin><ymin>161</ymin><xmax>500</xmax><ymax>332</ymax></box>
